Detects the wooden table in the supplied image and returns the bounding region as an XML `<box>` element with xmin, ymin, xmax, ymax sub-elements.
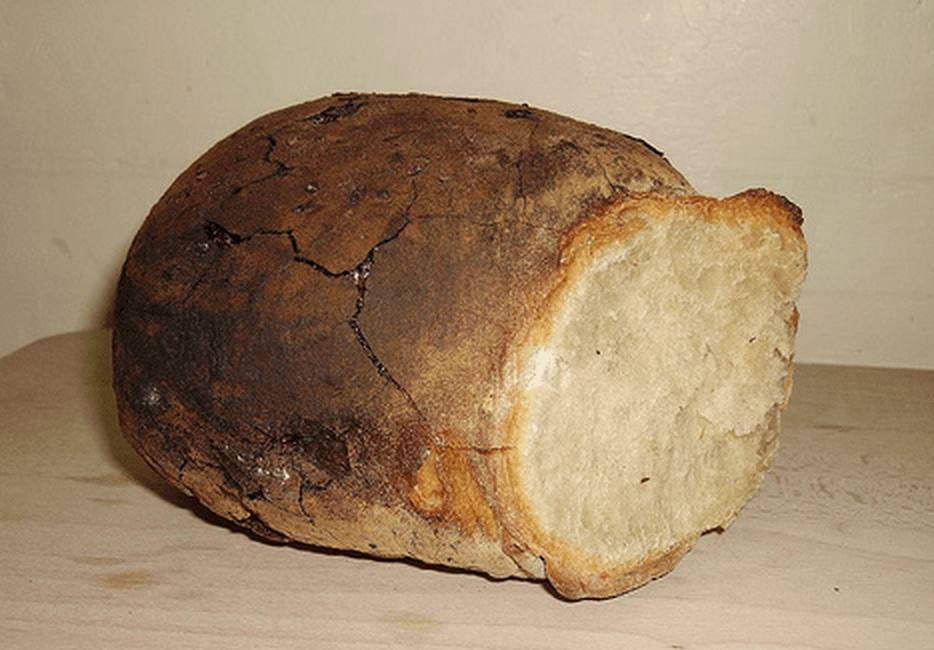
<box><xmin>2</xmin><ymin>330</ymin><xmax>932</xmax><ymax>649</ymax></box>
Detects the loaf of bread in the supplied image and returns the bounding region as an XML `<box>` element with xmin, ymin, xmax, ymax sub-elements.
<box><xmin>112</xmin><ymin>93</ymin><xmax>807</xmax><ymax>599</ymax></box>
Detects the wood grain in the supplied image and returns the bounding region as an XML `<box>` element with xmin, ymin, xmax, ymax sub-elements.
<box><xmin>2</xmin><ymin>330</ymin><xmax>932</xmax><ymax>649</ymax></box>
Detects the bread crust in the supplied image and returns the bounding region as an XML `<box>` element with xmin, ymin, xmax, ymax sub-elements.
<box><xmin>112</xmin><ymin>93</ymin><xmax>802</xmax><ymax>598</ymax></box>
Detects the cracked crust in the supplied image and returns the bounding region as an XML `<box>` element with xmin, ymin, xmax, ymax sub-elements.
<box><xmin>112</xmin><ymin>93</ymin><xmax>802</xmax><ymax>599</ymax></box>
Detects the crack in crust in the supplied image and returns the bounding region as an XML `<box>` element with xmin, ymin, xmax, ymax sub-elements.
<box><xmin>227</xmin><ymin>135</ymin><xmax>296</xmax><ymax>197</ymax></box>
<box><xmin>291</xmin><ymin>180</ymin><xmax>424</xmax><ymax>420</ymax></box>
<box><xmin>344</xmin><ymin>228</ymin><xmax>424</xmax><ymax>419</ymax></box>
<box><xmin>193</xmin><ymin>177</ymin><xmax>428</xmax><ymax>428</ymax></box>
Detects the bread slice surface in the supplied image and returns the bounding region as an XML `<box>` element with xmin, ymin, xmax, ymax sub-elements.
<box><xmin>502</xmin><ymin>191</ymin><xmax>806</xmax><ymax>598</ymax></box>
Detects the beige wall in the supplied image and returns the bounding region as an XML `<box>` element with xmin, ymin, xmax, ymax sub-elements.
<box><xmin>1</xmin><ymin>0</ymin><xmax>932</xmax><ymax>368</ymax></box>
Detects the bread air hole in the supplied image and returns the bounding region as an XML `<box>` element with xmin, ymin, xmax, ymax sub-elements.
<box><xmin>520</xmin><ymin>214</ymin><xmax>801</xmax><ymax>566</ymax></box>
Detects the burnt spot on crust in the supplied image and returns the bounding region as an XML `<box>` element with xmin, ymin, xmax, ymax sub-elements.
<box><xmin>114</xmin><ymin>261</ymin><xmax>252</xmax><ymax>417</ymax></box>
<box><xmin>203</xmin><ymin>221</ymin><xmax>244</xmax><ymax>249</ymax></box>
<box><xmin>504</xmin><ymin>107</ymin><xmax>535</xmax><ymax>120</ymax></box>
<box><xmin>283</xmin><ymin>417</ymin><xmax>354</xmax><ymax>483</ymax></box>
<box><xmin>304</xmin><ymin>99</ymin><xmax>367</xmax><ymax>125</ymax></box>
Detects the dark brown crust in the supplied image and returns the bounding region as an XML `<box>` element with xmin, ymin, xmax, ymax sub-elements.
<box><xmin>112</xmin><ymin>92</ymin><xmax>713</xmax><ymax>595</ymax></box>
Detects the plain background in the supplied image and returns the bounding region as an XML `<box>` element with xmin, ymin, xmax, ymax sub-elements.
<box><xmin>1</xmin><ymin>0</ymin><xmax>932</xmax><ymax>368</ymax></box>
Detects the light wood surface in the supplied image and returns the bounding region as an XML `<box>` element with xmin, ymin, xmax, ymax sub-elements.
<box><xmin>2</xmin><ymin>330</ymin><xmax>932</xmax><ymax>649</ymax></box>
